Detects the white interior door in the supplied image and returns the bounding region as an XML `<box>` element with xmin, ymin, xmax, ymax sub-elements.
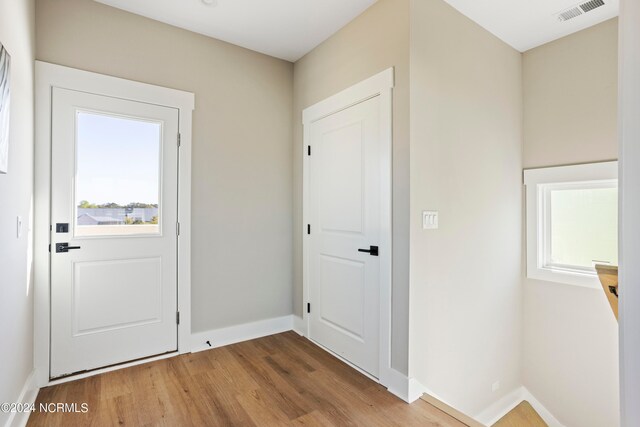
<box><xmin>50</xmin><ymin>87</ymin><xmax>179</xmax><ymax>378</ymax></box>
<box><xmin>308</xmin><ymin>96</ymin><xmax>381</xmax><ymax>377</ymax></box>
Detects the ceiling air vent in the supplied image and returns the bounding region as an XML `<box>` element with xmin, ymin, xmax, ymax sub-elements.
<box><xmin>558</xmin><ymin>7</ymin><xmax>583</xmax><ymax>21</ymax></box>
<box><xmin>580</xmin><ymin>0</ymin><xmax>606</xmax><ymax>13</ymax></box>
<box><xmin>557</xmin><ymin>0</ymin><xmax>605</xmax><ymax>22</ymax></box>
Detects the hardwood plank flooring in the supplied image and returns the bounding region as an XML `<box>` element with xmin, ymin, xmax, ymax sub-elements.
<box><xmin>28</xmin><ymin>332</ymin><xmax>466</xmax><ymax>426</ymax></box>
<box><xmin>493</xmin><ymin>401</ymin><xmax>547</xmax><ymax>427</ymax></box>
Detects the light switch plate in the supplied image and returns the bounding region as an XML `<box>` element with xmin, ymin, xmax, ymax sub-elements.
<box><xmin>422</xmin><ymin>211</ymin><xmax>439</xmax><ymax>230</ymax></box>
<box><xmin>16</xmin><ymin>216</ymin><xmax>22</xmax><ymax>238</ymax></box>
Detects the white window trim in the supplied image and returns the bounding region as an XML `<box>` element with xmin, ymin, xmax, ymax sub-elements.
<box><xmin>34</xmin><ymin>61</ymin><xmax>194</xmax><ymax>387</ymax></box>
<box><xmin>524</xmin><ymin>161</ymin><xmax>618</xmax><ymax>289</ymax></box>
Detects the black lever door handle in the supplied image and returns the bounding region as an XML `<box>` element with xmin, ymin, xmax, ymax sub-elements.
<box><xmin>358</xmin><ymin>245</ymin><xmax>379</xmax><ymax>256</ymax></box>
<box><xmin>56</xmin><ymin>243</ymin><xmax>81</xmax><ymax>253</ymax></box>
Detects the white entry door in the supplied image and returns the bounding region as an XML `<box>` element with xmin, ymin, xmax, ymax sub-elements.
<box><xmin>50</xmin><ymin>87</ymin><xmax>179</xmax><ymax>378</ymax></box>
<box><xmin>308</xmin><ymin>96</ymin><xmax>381</xmax><ymax>377</ymax></box>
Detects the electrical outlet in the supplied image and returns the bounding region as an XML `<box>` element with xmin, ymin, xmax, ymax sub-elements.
<box><xmin>492</xmin><ymin>381</ymin><xmax>500</xmax><ymax>392</ymax></box>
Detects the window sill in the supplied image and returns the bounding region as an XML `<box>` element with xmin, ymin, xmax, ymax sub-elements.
<box><xmin>527</xmin><ymin>266</ymin><xmax>602</xmax><ymax>289</ymax></box>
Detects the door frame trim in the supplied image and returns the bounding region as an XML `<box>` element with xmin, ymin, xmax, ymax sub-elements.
<box><xmin>34</xmin><ymin>61</ymin><xmax>195</xmax><ymax>387</ymax></box>
<box><xmin>301</xmin><ymin>68</ymin><xmax>394</xmax><ymax>388</ymax></box>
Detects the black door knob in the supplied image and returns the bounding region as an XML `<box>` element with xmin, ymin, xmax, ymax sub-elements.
<box><xmin>56</xmin><ymin>243</ymin><xmax>81</xmax><ymax>253</ymax></box>
<box><xmin>358</xmin><ymin>245</ymin><xmax>379</xmax><ymax>256</ymax></box>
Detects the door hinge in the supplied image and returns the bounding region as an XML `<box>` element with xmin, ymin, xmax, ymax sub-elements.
<box><xmin>307</xmin><ymin>303</ymin><xmax>311</xmax><ymax>314</ymax></box>
<box><xmin>177</xmin><ymin>133</ymin><xmax>181</xmax><ymax>147</ymax></box>
<box><xmin>48</xmin><ymin>244</ymin><xmax>51</xmax><ymax>253</ymax></box>
<box><xmin>307</xmin><ymin>145</ymin><xmax>311</xmax><ymax>156</ymax></box>
<box><xmin>176</xmin><ymin>222</ymin><xmax>181</xmax><ymax>236</ymax></box>
<box><xmin>307</xmin><ymin>224</ymin><xmax>311</xmax><ymax>235</ymax></box>
<box><xmin>176</xmin><ymin>311</ymin><xmax>180</xmax><ymax>325</ymax></box>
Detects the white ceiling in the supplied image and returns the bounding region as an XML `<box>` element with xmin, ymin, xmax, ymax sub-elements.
<box><xmin>93</xmin><ymin>0</ymin><xmax>378</xmax><ymax>62</ymax></box>
<box><xmin>94</xmin><ymin>0</ymin><xmax>619</xmax><ymax>62</ymax></box>
<box><xmin>442</xmin><ymin>0</ymin><xmax>619</xmax><ymax>52</ymax></box>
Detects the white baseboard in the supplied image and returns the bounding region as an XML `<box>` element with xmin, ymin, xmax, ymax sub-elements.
<box><xmin>384</xmin><ymin>368</ymin><xmax>410</xmax><ymax>402</ymax></box>
<box><xmin>4</xmin><ymin>370</ymin><xmax>38</xmax><ymax>427</ymax></box>
<box><xmin>474</xmin><ymin>386</ymin><xmax>524</xmax><ymax>426</ymax></box>
<box><xmin>292</xmin><ymin>315</ymin><xmax>306</xmax><ymax>336</ymax></box>
<box><xmin>474</xmin><ymin>386</ymin><xmax>565</xmax><ymax>427</ymax></box>
<box><xmin>522</xmin><ymin>388</ymin><xmax>565</xmax><ymax>427</ymax></box>
<box><xmin>190</xmin><ymin>315</ymin><xmax>294</xmax><ymax>353</ymax></box>
<box><xmin>384</xmin><ymin>368</ymin><xmax>426</xmax><ymax>403</ymax></box>
<box><xmin>408</xmin><ymin>377</ymin><xmax>428</xmax><ymax>403</ymax></box>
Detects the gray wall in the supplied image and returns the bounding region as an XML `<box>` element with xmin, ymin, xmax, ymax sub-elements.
<box><xmin>36</xmin><ymin>0</ymin><xmax>294</xmax><ymax>332</ymax></box>
<box><xmin>409</xmin><ymin>0</ymin><xmax>524</xmax><ymax>416</ymax></box>
<box><xmin>293</xmin><ymin>0</ymin><xmax>411</xmax><ymax>374</ymax></box>
<box><xmin>0</xmin><ymin>0</ymin><xmax>35</xmax><ymax>424</ymax></box>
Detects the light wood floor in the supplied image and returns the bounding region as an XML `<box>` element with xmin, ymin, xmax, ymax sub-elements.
<box><xmin>28</xmin><ymin>332</ymin><xmax>466</xmax><ymax>426</ymax></box>
<box><xmin>493</xmin><ymin>401</ymin><xmax>547</xmax><ymax>427</ymax></box>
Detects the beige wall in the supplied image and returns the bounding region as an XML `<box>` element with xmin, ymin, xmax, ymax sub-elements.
<box><xmin>522</xmin><ymin>19</ymin><xmax>620</xmax><ymax>427</ymax></box>
<box><xmin>409</xmin><ymin>0</ymin><xmax>523</xmax><ymax>416</ymax></box>
<box><xmin>523</xmin><ymin>19</ymin><xmax>618</xmax><ymax>168</ymax></box>
<box><xmin>293</xmin><ymin>0</ymin><xmax>411</xmax><ymax>374</ymax></box>
<box><xmin>0</xmin><ymin>0</ymin><xmax>35</xmax><ymax>424</ymax></box>
<box><xmin>36</xmin><ymin>0</ymin><xmax>294</xmax><ymax>333</ymax></box>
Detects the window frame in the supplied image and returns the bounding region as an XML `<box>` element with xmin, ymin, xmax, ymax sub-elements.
<box><xmin>524</xmin><ymin>161</ymin><xmax>618</xmax><ymax>288</ymax></box>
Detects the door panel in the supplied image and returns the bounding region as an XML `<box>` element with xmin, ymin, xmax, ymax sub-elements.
<box><xmin>319</xmin><ymin>122</ymin><xmax>363</xmax><ymax>234</ymax></box>
<box><xmin>319</xmin><ymin>255</ymin><xmax>366</xmax><ymax>340</ymax></box>
<box><xmin>309</xmin><ymin>96</ymin><xmax>381</xmax><ymax>377</ymax></box>
<box><xmin>50</xmin><ymin>88</ymin><xmax>179</xmax><ymax>378</ymax></box>
<box><xmin>72</xmin><ymin>257</ymin><xmax>163</xmax><ymax>335</ymax></box>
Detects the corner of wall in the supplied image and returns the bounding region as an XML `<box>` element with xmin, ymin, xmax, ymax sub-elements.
<box><xmin>474</xmin><ymin>386</ymin><xmax>565</xmax><ymax>427</ymax></box>
<box><xmin>408</xmin><ymin>0</ymin><xmax>524</xmax><ymax>416</ymax></box>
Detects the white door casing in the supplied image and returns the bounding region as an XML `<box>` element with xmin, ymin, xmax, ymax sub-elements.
<box><xmin>50</xmin><ymin>88</ymin><xmax>179</xmax><ymax>377</ymax></box>
<box><xmin>35</xmin><ymin>62</ymin><xmax>194</xmax><ymax>386</ymax></box>
<box><xmin>619</xmin><ymin>0</ymin><xmax>640</xmax><ymax>424</ymax></box>
<box><xmin>302</xmin><ymin>68</ymin><xmax>394</xmax><ymax>386</ymax></box>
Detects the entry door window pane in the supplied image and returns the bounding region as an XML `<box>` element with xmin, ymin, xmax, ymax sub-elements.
<box><xmin>75</xmin><ymin>111</ymin><xmax>162</xmax><ymax>237</ymax></box>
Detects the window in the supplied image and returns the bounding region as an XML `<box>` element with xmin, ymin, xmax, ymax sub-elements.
<box><xmin>524</xmin><ymin>161</ymin><xmax>618</xmax><ymax>288</ymax></box>
<box><xmin>75</xmin><ymin>111</ymin><xmax>162</xmax><ymax>237</ymax></box>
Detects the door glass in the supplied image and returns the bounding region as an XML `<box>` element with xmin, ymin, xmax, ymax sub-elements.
<box><xmin>75</xmin><ymin>111</ymin><xmax>162</xmax><ymax>237</ymax></box>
